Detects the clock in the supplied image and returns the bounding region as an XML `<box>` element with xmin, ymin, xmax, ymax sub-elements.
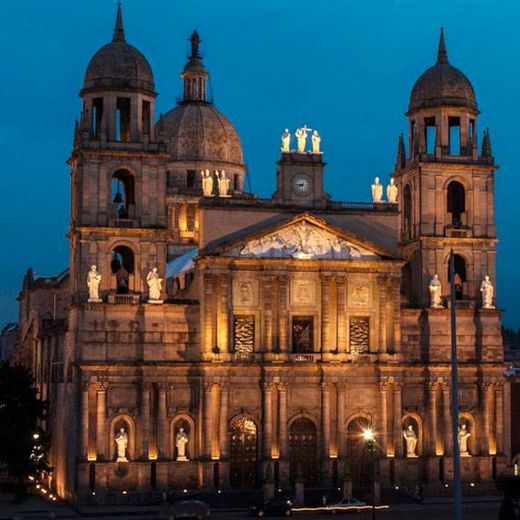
<box><xmin>292</xmin><ymin>174</ymin><xmax>312</xmax><ymax>195</ymax></box>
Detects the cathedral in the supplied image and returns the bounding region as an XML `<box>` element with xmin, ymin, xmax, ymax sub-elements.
<box><xmin>13</xmin><ymin>5</ymin><xmax>508</xmax><ymax>504</ymax></box>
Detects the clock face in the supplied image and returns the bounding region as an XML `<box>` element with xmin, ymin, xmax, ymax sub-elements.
<box><xmin>292</xmin><ymin>175</ymin><xmax>312</xmax><ymax>195</ymax></box>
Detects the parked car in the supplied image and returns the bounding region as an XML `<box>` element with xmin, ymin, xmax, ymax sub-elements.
<box><xmin>327</xmin><ymin>497</ymin><xmax>367</xmax><ymax>514</ymax></box>
<box><xmin>250</xmin><ymin>497</ymin><xmax>293</xmax><ymax>517</ymax></box>
<box><xmin>158</xmin><ymin>499</ymin><xmax>210</xmax><ymax>519</ymax></box>
<box><xmin>12</xmin><ymin>513</ymin><xmax>56</xmax><ymax>520</ymax></box>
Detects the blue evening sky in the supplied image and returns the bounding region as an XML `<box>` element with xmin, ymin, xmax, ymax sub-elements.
<box><xmin>0</xmin><ymin>0</ymin><xmax>519</xmax><ymax>327</ymax></box>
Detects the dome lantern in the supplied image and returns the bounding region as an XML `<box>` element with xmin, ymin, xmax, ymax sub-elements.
<box><xmin>180</xmin><ymin>30</ymin><xmax>210</xmax><ymax>103</ymax></box>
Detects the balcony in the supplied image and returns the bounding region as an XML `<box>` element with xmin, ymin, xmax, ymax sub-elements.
<box><xmin>444</xmin><ymin>224</ymin><xmax>471</xmax><ymax>238</ymax></box>
<box><xmin>233</xmin><ymin>352</ymin><xmax>257</xmax><ymax>362</ymax></box>
<box><xmin>106</xmin><ymin>293</ymin><xmax>140</xmax><ymax>304</ymax></box>
<box><xmin>109</xmin><ymin>218</ymin><xmax>137</xmax><ymax>228</ymax></box>
<box><xmin>289</xmin><ymin>353</ymin><xmax>321</xmax><ymax>363</ymax></box>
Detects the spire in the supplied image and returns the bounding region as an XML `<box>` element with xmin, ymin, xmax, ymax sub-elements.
<box><xmin>396</xmin><ymin>133</ymin><xmax>406</xmax><ymax>170</ymax></box>
<box><xmin>112</xmin><ymin>2</ymin><xmax>126</xmax><ymax>43</ymax></box>
<box><xmin>436</xmin><ymin>27</ymin><xmax>449</xmax><ymax>64</ymax></box>
<box><xmin>481</xmin><ymin>128</ymin><xmax>492</xmax><ymax>158</ymax></box>
<box><xmin>181</xmin><ymin>30</ymin><xmax>209</xmax><ymax>103</ymax></box>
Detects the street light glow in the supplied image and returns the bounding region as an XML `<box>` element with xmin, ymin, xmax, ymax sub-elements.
<box><xmin>362</xmin><ymin>428</ymin><xmax>375</xmax><ymax>442</ymax></box>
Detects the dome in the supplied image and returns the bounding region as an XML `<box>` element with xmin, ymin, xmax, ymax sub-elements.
<box><xmin>157</xmin><ymin>103</ymin><xmax>244</xmax><ymax>166</ymax></box>
<box><xmin>81</xmin><ymin>5</ymin><xmax>155</xmax><ymax>95</ymax></box>
<box><xmin>408</xmin><ymin>30</ymin><xmax>477</xmax><ymax>113</ymax></box>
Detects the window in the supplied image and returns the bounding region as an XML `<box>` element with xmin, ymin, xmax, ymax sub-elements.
<box><xmin>448</xmin><ymin>254</ymin><xmax>466</xmax><ymax>300</ymax></box>
<box><xmin>116</xmin><ymin>97</ymin><xmax>131</xmax><ymax>142</ymax></box>
<box><xmin>449</xmin><ymin>117</ymin><xmax>461</xmax><ymax>155</ymax></box>
<box><xmin>292</xmin><ymin>317</ymin><xmax>313</xmax><ymax>353</ymax></box>
<box><xmin>447</xmin><ymin>181</ymin><xmax>465</xmax><ymax>227</ymax></box>
<box><xmin>349</xmin><ymin>317</ymin><xmax>369</xmax><ymax>354</ymax></box>
<box><xmin>111</xmin><ymin>170</ymin><xmax>135</xmax><ymax>219</ymax></box>
<box><xmin>403</xmin><ymin>184</ymin><xmax>412</xmax><ymax>239</ymax></box>
<box><xmin>186</xmin><ymin>205</ymin><xmax>196</xmax><ymax>232</ymax></box>
<box><xmin>142</xmin><ymin>100</ymin><xmax>150</xmax><ymax>136</ymax></box>
<box><xmin>424</xmin><ymin>117</ymin><xmax>436</xmax><ymax>155</ymax></box>
<box><xmin>233</xmin><ymin>316</ymin><xmax>255</xmax><ymax>355</ymax></box>
<box><xmin>186</xmin><ymin>170</ymin><xmax>196</xmax><ymax>188</ymax></box>
<box><xmin>92</xmin><ymin>97</ymin><xmax>103</xmax><ymax>139</ymax></box>
<box><xmin>111</xmin><ymin>246</ymin><xmax>134</xmax><ymax>294</ymax></box>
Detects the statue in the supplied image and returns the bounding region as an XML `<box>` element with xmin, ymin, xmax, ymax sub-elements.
<box><xmin>87</xmin><ymin>265</ymin><xmax>102</xmax><ymax>302</ymax></box>
<box><xmin>146</xmin><ymin>267</ymin><xmax>163</xmax><ymax>302</ymax></box>
<box><xmin>402</xmin><ymin>424</ymin><xmax>418</xmax><ymax>457</ymax></box>
<box><xmin>371</xmin><ymin>177</ymin><xmax>383</xmax><ymax>203</ymax></box>
<box><xmin>201</xmin><ymin>169</ymin><xmax>214</xmax><ymax>197</ymax></box>
<box><xmin>480</xmin><ymin>275</ymin><xmax>495</xmax><ymax>309</ymax></box>
<box><xmin>295</xmin><ymin>125</ymin><xmax>311</xmax><ymax>153</ymax></box>
<box><xmin>387</xmin><ymin>178</ymin><xmax>398</xmax><ymax>203</ymax></box>
<box><xmin>115</xmin><ymin>427</ymin><xmax>128</xmax><ymax>462</ymax></box>
<box><xmin>281</xmin><ymin>129</ymin><xmax>291</xmax><ymax>152</ymax></box>
<box><xmin>216</xmin><ymin>170</ymin><xmax>231</xmax><ymax>197</ymax></box>
<box><xmin>458</xmin><ymin>423</ymin><xmax>471</xmax><ymax>457</ymax></box>
<box><xmin>311</xmin><ymin>130</ymin><xmax>321</xmax><ymax>154</ymax></box>
<box><xmin>176</xmin><ymin>427</ymin><xmax>189</xmax><ymax>461</ymax></box>
<box><xmin>429</xmin><ymin>274</ymin><xmax>443</xmax><ymax>308</ymax></box>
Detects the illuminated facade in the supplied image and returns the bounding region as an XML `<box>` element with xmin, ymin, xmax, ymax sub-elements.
<box><xmin>14</xmin><ymin>9</ymin><xmax>508</xmax><ymax>504</ymax></box>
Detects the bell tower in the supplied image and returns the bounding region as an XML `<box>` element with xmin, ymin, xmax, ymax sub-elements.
<box><xmin>394</xmin><ymin>30</ymin><xmax>497</xmax><ymax>307</ymax></box>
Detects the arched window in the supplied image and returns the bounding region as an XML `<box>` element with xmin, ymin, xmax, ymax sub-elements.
<box><xmin>447</xmin><ymin>181</ymin><xmax>465</xmax><ymax>227</ymax></box>
<box><xmin>403</xmin><ymin>184</ymin><xmax>412</xmax><ymax>239</ymax></box>
<box><xmin>111</xmin><ymin>246</ymin><xmax>134</xmax><ymax>294</ymax></box>
<box><xmin>111</xmin><ymin>170</ymin><xmax>135</xmax><ymax>219</ymax></box>
<box><xmin>448</xmin><ymin>254</ymin><xmax>467</xmax><ymax>300</ymax></box>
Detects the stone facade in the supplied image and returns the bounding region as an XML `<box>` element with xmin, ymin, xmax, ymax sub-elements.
<box><xmin>11</xmin><ymin>9</ymin><xmax>508</xmax><ymax>504</ymax></box>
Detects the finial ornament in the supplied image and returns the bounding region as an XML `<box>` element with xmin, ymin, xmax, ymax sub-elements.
<box><xmin>190</xmin><ymin>30</ymin><xmax>201</xmax><ymax>58</ymax></box>
<box><xmin>113</xmin><ymin>2</ymin><xmax>126</xmax><ymax>43</ymax></box>
<box><xmin>437</xmin><ymin>27</ymin><xmax>448</xmax><ymax>64</ymax></box>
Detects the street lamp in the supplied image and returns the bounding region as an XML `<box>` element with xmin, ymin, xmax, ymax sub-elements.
<box><xmin>362</xmin><ymin>428</ymin><xmax>376</xmax><ymax>520</ymax></box>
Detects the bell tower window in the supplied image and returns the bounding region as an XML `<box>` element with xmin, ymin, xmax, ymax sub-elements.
<box><xmin>111</xmin><ymin>246</ymin><xmax>135</xmax><ymax>294</ymax></box>
<box><xmin>448</xmin><ymin>254</ymin><xmax>467</xmax><ymax>300</ymax></box>
<box><xmin>424</xmin><ymin>117</ymin><xmax>436</xmax><ymax>155</ymax></box>
<box><xmin>447</xmin><ymin>181</ymin><xmax>465</xmax><ymax>227</ymax></box>
<box><xmin>142</xmin><ymin>100</ymin><xmax>150</xmax><ymax>136</ymax></box>
<box><xmin>111</xmin><ymin>170</ymin><xmax>135</xmax><ymax>219</ymax></box>
<box><xmin>92</xmin><ymin>98</ymin><xmax>103</xmax><ymax>139</ymax></box>
<box><xmin>449</xmin><ymin>117</ymin><xmax>461</xmax><ymax>155</ymax></box>
<box><xmin>116</xmin><ymin>97</ymin><xmax>131</xmax><ymax>142</ymax></box>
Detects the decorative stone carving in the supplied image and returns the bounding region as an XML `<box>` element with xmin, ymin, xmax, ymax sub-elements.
<box><xmin>349</xmin><ymin>317</ymin><xmax>369</xmax><ymax>354</ymax></box>
<box><xmin>216</xmin><ymin>170</ymin><xmax>231</xmax><ymax>197</ymax></box>
<box><xmin>281</xmin><ymin>129</ymin><xmax>291</xmax><ymax>152</ymax></box>
<box><xmin>429</xmin><ymin>274</ymin><xmax>443</xmax><ymax>308</ymax></box>
<box><xmin>233</xmin><ymin>316</ymin><xmax>255</xmax><ymax>354</ymax></box>
<box><xmin>115</xmin><ymin>427</ymin><xmax>128</xmax><ymax>462</ymax></box>
<box><xmin>371</xmin><ymin>177</ymin><xmax>383</xmax><ymax>203</ymax></box>
<box><xmin>295</xmin><ymin>125</ymin><xmax>311</xmax><ymax>153</ymax></box>
<box><xmin>176</xmin><ymin>427</ymin><xmax>189</xmax><ymax>461</ymax></box>
<box><xmin>233</xmin><ymin>279</ymin><xmax>257</xmax><ymax>306</ymax></box>
<box><xmin>146</xmin><ymin>267</ymin><xmax>163</xmax><ymax>303</ymax></box>
<box><xmin>201</xmin><ymin>169</ymin><xmax>214</xmax><ymax>196</ymax></box>
<box><xmin>240</xmin><ymin>220</ymin><xmax>372</xmax><ymax>260</ymax></box>
<box><xmin>87</xmin><ymin>265</ymin><xmax>102</xmax><ymax>302</ymax></box>
<box><xmin>386</xmin><ymin>178</ymin><xmax>398</xmax><ymax>203</ymax></box>
<box><xmin>311</xmin><ymin>130</ymin><xmax>321</xmax><ymax>154</ymax></box>
<box><xmin>403</xmin><ymin>424</ymin><xmax>418</xmax><ymax>457</ymax></box>
<box><xmin>458</xmin><ymin>423</ymin><xmax>471</xmax><ymax>457</ymax></box>
<box><xmin>480</xmin><ymin>275</ymin><xmax>495</xmax><ymax>309</ymax></box>
<box><xmin>349</xmin><ymin>285</ymin><xmax>370</xmax><ymax>307</ymax></box>
<box><xmin>291</xmin><ymin>280</ymin><xmax>316</xmax><ymax>306</ymax></box>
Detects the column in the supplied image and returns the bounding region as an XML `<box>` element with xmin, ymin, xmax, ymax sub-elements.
<box><xmin>379</xmin><ymin>382</ymin><xmax>388</xmax><ymax>455</ymax></box>
<box><xmin>219</xmin><ymin>385</ymin><xmax>229</xmax><ymax>459</ymax></box>
<box><xmin>336</xmin><ymin>277</ymin><xmax>346</xmax><ymax>351</ymax></box>
<box><xmin>496</xmin><ymin>383</ymin><xmax>504</xmax><ymax>455</ymax></box>
<box><xmin>263</xmin><ymin>383</ymin><xmax>273</xmax><ymax>458</ymax></box>
<box><xmin>321</xmin><ymin>383</ymin><xmax>331</xmax><ymax>458</ymax></box>
<box><xmin>218</xmin><ymin>274</ymin><xmax>230</xmax><ymax>353</ymax></box>
<box><xmin>203</xmin><ymin>383</ymin><xmax>213</xmax><ymax>459</ymax></box>
<box><xmin>203</xmin><ymin>273</ymin><xmax>214</xmax><ymax>355</ymax></box>
<box><xmin>263</xmin><ymin>276</ymin><xmax>274</xmax><ymax>352</ymax></box>
<box><xmin>81</xmin><ymin>383</ymin><xmax>90</xmax><ymax>460</ymax></box>
<box><xmin>393</xmin><ymin>383</ymin><xmax>403</xmax><ymax>457</ymax></box>
<box><xmin>157</xmin><ymin>384</ymin><xmax>167</xmax><ymax>458</ymax></box>
<box><xmin>96</xmin><ymin>382</ymin><xmax>107</xmax><ymax>460</ymax></box>
<box><xmin>483</xmin><ymin>382</ymin><xmax>491</xmax><ymax>455</ymax></box>
<box><xmin>141</xmin><ymin>383</ymin><xmax>150</xmax><ymax>459</ymax></box>
<box><xmin>428</xmin><ymin>382</ymin><xmax>437</xmax><ymax>455</ymax></box>
<box><xmin>442</xmin><ymin>384</ymin><xmax>453</xmax><ymax>456</ymax></box>
<box><xmin>337</xmin><ymin>384</ymin><xmax>346</xmax><ymax>458</ymax></box>
<box><xmin>278</xmin><ymin>383</ymin><xmax>288</xmax><ymax>459</ymax></box>
<box><xmin>278</xmin><ymin>277</ymin><xmax>288</xmax><ymax>352</ymax></box>
<box><xmin>321</xmin><ymin>276</ymin><xmax>332</xmax><ymax>352</ymax></box>
<box><xmin>392</xmin><ymin>280</ymin><xmax>401</xmax><ymax>352</ymax></box>
<box><xmin>377</xmin><ymin>278</ymin><xmax>387</xmax><ymax>354</ymax></box>
<box><xmin>504</xmin><ymin>381</ymin><xmax>512</xmax><ymax>461</ymax></box>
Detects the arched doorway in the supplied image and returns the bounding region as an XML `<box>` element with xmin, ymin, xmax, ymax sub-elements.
<box><xmin>229</xmin><ymin>417</ymin><xmax>258</xmax><ymax>488</ymax></box>
<box><xmin>288</xmin><ymin>417</ymin><xmax>317</xmax><ymax>485</ymax></box>
<box><xmin>346</xmin><ymin>417</ymin><xmax>371</xmax><ymax>492</ymax></box>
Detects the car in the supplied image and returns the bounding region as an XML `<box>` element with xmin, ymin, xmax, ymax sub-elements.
<box><xmin>327</xmin><ymin>497</ymin><xmax>367</xmax><ymax>514</ymax></box>
<box><xmin>250</xmin><ymin>497</ymin><xmax>293</xmax><ymax>517</ymax></box>
<box><xmin>158</xmin><ymin>499</ymin><xmax>210</xmax><ymax>519</ymax></box>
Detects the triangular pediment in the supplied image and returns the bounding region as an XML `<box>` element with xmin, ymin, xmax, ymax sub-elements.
<box><xmin>205</xmin><ymin>213</ymin><xmax>392</xmax><ymax>260</ymax></box>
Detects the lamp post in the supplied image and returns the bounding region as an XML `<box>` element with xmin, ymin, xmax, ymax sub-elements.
<box><xmin>363</xmin><ymin>428</ymin><xmax>376</xmax><ymax>520</ymax></box>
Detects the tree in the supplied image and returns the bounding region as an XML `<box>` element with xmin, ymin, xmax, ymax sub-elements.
<box><xmin>0</xmin><ymin>362</ymin><xmax>48</xmax><ymax>480</ymax></box>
